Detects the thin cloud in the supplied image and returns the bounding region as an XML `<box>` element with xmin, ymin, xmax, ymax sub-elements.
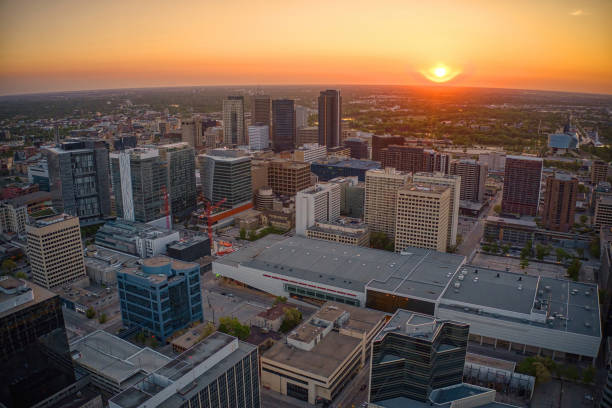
<box><xmin>570</xmin><ymin>9</ymin><xmax>590</xmax><ymax>16</ymax></box>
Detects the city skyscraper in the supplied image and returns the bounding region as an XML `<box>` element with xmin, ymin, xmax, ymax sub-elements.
<box><xmin>501</xmin><ymin>155</ymin><xmax>543</xmax><ymax>216</ymax></box>
<box><xmin>413</xmin><ymin>172</ymin><xmax>461</xmax><ymax>247</ymax></box>
<box><xmin>271</xmin><ymin>99</ymin><xmax>296</xmax><ymax>152</ymax></box>
<box><xmin>223</xmin><ymin>96</ymin><xmax>246</xmax><ymax>146</ymax></box>
<box><xmin>110</xmin><ymin>148</ymin><xmax>168</xmax><ymax>223</ymax></box>
<box><xmin>199</xmin><ymin>149</ymin><xmax>252</xmax><ymax>209</ymax></box>
<box><xmin>157</xmin><ymin>143</ymin><xmax>197</xmax><ymax>218</ymax></box>
<box><xmin>44</xmin><ymin>139</ymin><xmax>111</xmax><ymax>224</ymax></box>
<box><xmin>541</xmin><ymin>173</ymin><xmax>578</xmax><ymax>232</ymax></box>
<box><xmin>117</xmin><ymin>256</ymin><xmax>203</xmax><ymax>341</ymax></box>
<box><xmin>369</xmin><ymin>310</ymin><xmax>468</xmax><ymax>404</ymax></box>
<box><xmin>395</xmin><ymin>183</ymin><xmax>451</xmax><ymax>252</ymax></box>
<box><xmin>248</xmin><ymin>125</ymin><xmax>270</xmax><ymax>150</ymax></box>
<box><xmin>318</xmin><ymin>89</ymin><xmax>342</xmax><ymax>148</ymax></box>
<box><xmin>252</xmin><ymin>94</ymin><xmax>271</xmax><ymax>127</ymax></box>
<box><xmin>450</xmin><ymin>159</ymin><xmax>488</xmax><ymax>203</ymax></box>
<box><xmin>364</xmin><ymin>168</ymin><xmax>410</xmax><ymax>238</ymax></box>
<box><xmin>26</xmin><ymin>214</ymin><xmax>86</xmax><ymax>289</ymax></box>
<box><xmin>371</xmin><ymin>134</ymin><xmax>404</xmax><ymax>162</ymax></box>
<box><xmin>0</xmin><ymin>278</ymin><xmax>76</xmax><ymax>408</ymax></box>
<box><xmin>295</xmin><ymin>183</ymin><xmax>341</xmax><ymax>236</ymax></box>
<box><xmin>181</xmin><ymin>115</ymin><xmax>202</xmax><ymax>148</ymax></box>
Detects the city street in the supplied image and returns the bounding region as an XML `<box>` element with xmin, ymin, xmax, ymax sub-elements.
<box><xmin>332</xmin><ymin>362</ymin><xmax>370</xmax><ymax>408</ymax></box>
<box><xmin>456</xmin><ymin>192</ymin><xmax>500</xmax><ymax>258</ymax></box>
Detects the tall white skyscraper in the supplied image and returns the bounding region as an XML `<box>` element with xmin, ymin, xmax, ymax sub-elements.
<box><xmin>248</xmin><ymin>125</ymin><xmax>269</xmax><ymax>150</ymax></box>
<box><xmin>295</xmin><ymin>183</ymin><xmax>341</xmax><ymax>236</ymax></box>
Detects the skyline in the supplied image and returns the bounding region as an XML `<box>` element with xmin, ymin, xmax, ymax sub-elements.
<box><xmin>1</xmin><ymin>0</ymin><xmax>612</xmax><ymax>96</ymax></box>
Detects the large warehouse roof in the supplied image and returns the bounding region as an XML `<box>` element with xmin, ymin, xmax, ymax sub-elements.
<box><xmin>217</xmin><ymin>236</ymin><xmax>466</xmax><ymax>300</ymax></box>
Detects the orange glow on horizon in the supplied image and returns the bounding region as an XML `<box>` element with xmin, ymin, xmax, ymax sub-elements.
<box><xmin>0</xmin><ymin>0</ymin><xmax>611</xmax><ymax>95</ymax></box>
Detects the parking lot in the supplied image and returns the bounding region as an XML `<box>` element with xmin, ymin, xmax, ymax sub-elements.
<box><xmin>472</xmin><ymin>252</ymin><xmax>569</xmax><ymax>279</ymax></box>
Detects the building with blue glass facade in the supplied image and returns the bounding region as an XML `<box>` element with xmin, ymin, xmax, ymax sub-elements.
<box><xmin>117</xmin><ymin>256</ymin><xmax>203</xmax><ymax>341</ymax></box>
<box><xmin>310</xmin><ymin>158</ymin><xmax>380</xmax><ymax>182</ymax></box>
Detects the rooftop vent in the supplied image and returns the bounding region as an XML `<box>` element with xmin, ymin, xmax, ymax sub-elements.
<box><xmin>496</xmin><ymin>273</ymin><xmax>500</xmax><ymax>278</ymax></box>
<box><xmin>454</xmin><ymin>282</ymin><xmax>461</xmax><ymax>289</ymax></box>
<box><xmin>518</xmin><ymin>285</ymin><xmax>523</xmax><ymax>291</ymax></box>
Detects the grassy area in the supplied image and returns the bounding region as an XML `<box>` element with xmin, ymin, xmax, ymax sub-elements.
<box><xmin>29</xmin><ymin>208</ymin><xmax>55</xmax><ymax>218</ymax></box>
<box><xmin>245</xmin><ymin>226</ymin><xmax>287</xmax><ymax>241</ymax></box>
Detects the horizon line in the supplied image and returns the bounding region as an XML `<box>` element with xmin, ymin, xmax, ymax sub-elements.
<box><xmin>1</xmin><ymin>82</ymin><xmax>612</xmax><ymax>99</ymax></box>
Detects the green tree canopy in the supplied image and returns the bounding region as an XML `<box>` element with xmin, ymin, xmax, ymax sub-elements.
<box><xmin>218</xmin><ymin>316</ymin><xmax>250</xmax><ymax>340</ymax></box>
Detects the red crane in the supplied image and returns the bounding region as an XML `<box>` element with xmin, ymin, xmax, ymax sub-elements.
<box><xmin>161</xmin><ymin>186</ymin><xmax>170</xmax><ymax>229</ymax></box>
<box><xmin>199</xmin><ymin>195</ymin><xmax>226</xmax><ymax>250</ymax></box>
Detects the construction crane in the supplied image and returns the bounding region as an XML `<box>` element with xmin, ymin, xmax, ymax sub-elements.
<box><xmin>161</xmin><ymin>186</ymin><xmax>170</xmax><ymax>229</ymax></box>
<box><xmin>199</xmin><ymin>194</ymin><xmax>226</xmax><ymax>251</ymax></box>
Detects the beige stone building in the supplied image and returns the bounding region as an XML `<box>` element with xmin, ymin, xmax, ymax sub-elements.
<box><xmin>306</xmin><ymin>219</ymin><xmax>370</xmax><ymax>247</ymax></box>
<box><xmin>261</xmin><ymin>302</ymin><xmax>386</xmax><ymax>405</ymax></box>
<box><xmin>595</xmin><ymin>196</ymin><xmax>612</xmax><ymax>229</ymax></box>
<box><xmin>26</xmin><ymin>214</ymin><xmax>86</xmax><ymax>289</ymax></box>
<box><xmin>395</xmin><ymin>183</ymin><xmax>451</xmax><ymax>252</ymax></box>
<box><xmin>364</xmin><ymin>168</ymin><xmax>410</xmax><ymax>237</ymax></box>
<box><xmin>413</xmin><ymin>172</ymin><xmax>461</xmax><ymax>247</ymax></box>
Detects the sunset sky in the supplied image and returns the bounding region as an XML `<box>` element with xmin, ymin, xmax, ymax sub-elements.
<box><xmin>1</xmin><ymin>0</ymin><xmax>611</xmax><ymax>95</ymax></box>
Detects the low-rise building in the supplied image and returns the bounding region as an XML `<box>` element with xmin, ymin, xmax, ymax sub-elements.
<box><xmin>109</xmin><ymin>332</ymin><xmax>260</xmax><ymax>408</ymax></box>
<box><xmin>70</xmin><ymin>330</ymin><xmax>171</xmax><ymax>395</ymax></box>
<box><xmin>170</xmin><ymin>321</ymin><xmax>215</xmax><ymax>353</ymax></box>
<box><xmin>95</xmin><ymin>219</ymin><xmax>180</xmax><ymax>258</ymax></box>
<box><xmin>261</xmin><ymin>302</ymin><xmax>386</xmax><ymax>405</ymax></box>
<box><xmin>253</xmin><ymin>303</ymin><xmax>294</xmax><ymax>332</ymax></box>
<box><xmin>293</xmin><ymin>143</ymin><xmax>327</xmax><ymax>163</ymax></box>
<box><xmin>306</xmin><ymin>218</ymin><xmax>370</xmax><ymax>246</ymax></box>
<box><xmin>484</xmin><ymin>216</ymin><xmax>537</xmax><ymax>246</ymax></box>
<box><xmin>166</xmin><ymin>236</ymin><xmax>211</xmax><ymax>262</ymax></box>
<box><xmin>84</xmin><ymin>246</ymin><xmax>139</xmax><ymax>285</ymax></box>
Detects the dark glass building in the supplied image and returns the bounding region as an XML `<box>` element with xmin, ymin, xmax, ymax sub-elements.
<box><xmin>271</xmin><ymin>99</ymin><xmax>296</xmax><ymax>152</ymax></box>
<box><xmin>310</xmin><ymin>158</ymin><xmax>381</xmax><ymax>182</ymax></box>
<box><xmin>158</xmin><ymin>143</ymin><xmax>197</xmax><ymax>218</ymax></box>
<box><xmin>344</xmin><ymin>137</ymin><xmax>369</xmax><ymax>159</ymax></box>
<box><xmin>117</xmin><ymin>256</ymin><xmax>203</xmax><ymax>341</ymax></box>
<box><xmin>318</xmin><ymin>90</ymin><xmax>342</xmax><ymax>148</ymax></box>
<box><xmin>0</xmin><ymin>278</ymin><xmax>76</xmax><ymax>408</ymax></box>
<box><xmin>369</xmin><ymin>310</ymin><xmax>469</xmax><ymax>404</ymax></box>
<box><xmin>199</xmin><ymin>149</ymin><xmax>252</xmax><ymax>209</ymax></box>
<box><xmin>44</xmin><ymin>139</ymin><xmax>111</xmax><ymax>224</ymax></box>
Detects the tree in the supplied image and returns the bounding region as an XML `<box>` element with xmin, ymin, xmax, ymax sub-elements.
<box><xmin>280</xmin><ymin>308</ymin><xmax>302</xmax><ymax>333</ymax></box>
<box><xmin>556</xmin><ymin>248</ymin><xmax>570</xmax><ymax>263</ymax></box>
<box><xmin>98</xmin><ymin>313</ymin><xmax>107</xmax><ymax>324</ymax></box>
<box><xmin>501</xmin><ymin>244</ymin><xmax>510</xmax><ymax>255</ymax></box>
<box><xmin>576</xmin><ymin>248</ymin><xmax>584</xmax><ymax>259</ymax></box>
<box><xmin>197</xmin><ymin>322</ymin><xmax>216</xmax><ymax>342</ymax></box>
<box><xmin>535</xmin><ymin>244</ymin><xmax>546</xmax><ymax>260</ymax></box>
<box><xmin>218</xmin><ymin>316</ymin><xmax>250</xmax><ymax>340</ymax></box>
<box><xmin>567</xmin><ymin>258</ymin><xmax>581</xmax><ymax>281</ymax></box>
<box><xmin>247</xmin><ymin>229</ymin><xmax>256</xmax><ymax>240</ymax></box>
<box><xmin>1</xmin><ymin>259</ymin><xmax>17</xmax><ymax>275</ymax></box>
<box><xmin>517</xmin><ymin>356</ymin><xmax>554</xmax><ymax>384</ymax></box>
<box><xmin>85</xmin><ymin>307</ymin><xmax>96</xmax><ymax>319</ymax></box>
<box><xmin>15</xmin><ymin>271</ymin><xmax>27</xmax><ymax>279</ymax></box>
<box><xmin>562</xmin><ymin>365</ymin><xmax>579</xmax><ymax>381</ymax></box>
<box><xmin>456</xmin><ymin>234</ymin><xmax>463</xmax><ymax>246</ymax></box>
<box><xmin>493</xmin><ymin>204</ymin><xmax>501</xmax><ymax>215</ymax></box>
<box><xmin>239</xmin><ymin>228</ymin><xmax>246</xmax><ymax>240</ymax></box>
<box><xmin>490</xmin><ymin>241</ymin><xmax>499</xmax><ymax>254</ymax></box>
<box><xmin>520</xmin><ymin>257</ymin><xmax>529</xmax><ymax>270</ymax></box>
<box><xmin>273</xmin><ymin>296</ymin><xmax>287</xmax><ymax>305</ymax></box>
<box><xmin>579</xmin><ymin>214</ymin><xmax>588</xmax><ymax>224</ymax></box>
<box><xmin>582</xmin><ymin>366</ymin><xmax>596</xmax><ymax>384</ymax></box>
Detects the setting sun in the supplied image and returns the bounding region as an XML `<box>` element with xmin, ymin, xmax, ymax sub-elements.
<box><xmin>434</xmin><ymin>67</ymin><xmax>447</xmax><ymax>77</ymax></box>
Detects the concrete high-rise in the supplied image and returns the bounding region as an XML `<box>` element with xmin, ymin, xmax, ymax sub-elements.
<box><xmin>364</xmin><ymin>168</ymin><xmax>410</xmax><ymax>238</ymax></box>
<box><xmin>413</xmin><ymin>172</ymin><xmax>460</xmax><ymax>247</ymax></box>
<box><xmin>253</xmin><ymin>94</ymin><xmax>271</xmax><ymax>128</ymax></box>
<box><xmin>199</xmin><ymin>149</ymin><xmax>252</xmax><ymax>209</ymax></box>
<box><xmin>223</xmin><ymin>96</ymin><xmax>246</xmax><ymax>146</ymax></box>
<box><xmin>591</xmin><ymin>160</ymin><xmax>609</xmax><ymax>185</ymax></box>
<box><xmin>541</xmin><ymin>173</ymin><xmax>578</xmax><ymax>232</ymax></box>
<box><xmin>110</xmin><ymin>148</ymin><xmax>167</xmax><ymax>223</ymax></box>
<box><xmin>380</xmin><ymin>145</ymin><xmax>449</xmax><ymax>174</ymax></box>
<box><xmin>26</xmin><ymin>214</ymin><xmax>86</xmax><ymax>289</ymax></box>
<box><xmin>344</xmin><ymin>137</ymin><xmax>369</xmax><ymax>159</ymax></box>
<box><xmin>318</xmin><ymin>89</ymin><xmax>342</xmax><ymax>148</ymax></box>
<box><xmin>181</xmin><ymin>116</ymin><xmax>202</xmax><ymax>148</ymax></box>
<box><xmin>450</xmin><ymin>159</ymin><xmax>487</xmax><ymax>203</ymax></box>
<box><xmin>157</xmin><ymin>143</ymin><xmax>197</xmax><ymax>218</ymax></box>
<box><xmin>395</xmin><ymin>183</ymin><xmax>451</xmax><ymax>252</ymax></box>
<box><xmin>248</xmin><ymin>125</ymin><xmax>270</xmax><ymax>150</ymax></box>
<box><xmin>271</xmin><ymin>99</ymin><xmax>296</xmax><ymax>152</ymax></box>
<box><xmin>501</xmin><ymin>156</ymin><xmax>543</xmax><ymax>216</ymax></box>
<box><xmin>371</xmin><ymin>134</ymin><xmax>404</xmax><ymax>162</ymax></box>
<box><xmin>44</xmin><ymin>140</ymin><xmax>111</xmax><ymax>224</ymax></box>
<box><xmin>295</xmin><ymin>105</ymin><xmax>309</xmax><ymax>128</ymax></box>
<box><xmin>295</xmin><ymin>183</ymin><xmax>341</xmax><ymax>236</ymax></box>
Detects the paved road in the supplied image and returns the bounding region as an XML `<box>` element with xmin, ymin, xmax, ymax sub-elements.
<box><xmin>261</xmin><ymin>389</ymin><xmax>311</xmax><ymax>408</ymax></box>
<box><xmin>457</xmin><ymin>193</ymin><xmax>500</xmax><ymax>257</ymax></box>
<box><xmin>332</xmin><ymin>362</ymin><xmax>370</xmax><ymax>408</ymax></box>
